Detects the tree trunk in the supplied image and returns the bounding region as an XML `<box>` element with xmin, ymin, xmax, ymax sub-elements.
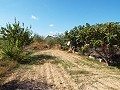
<box><xmin>95</xmin><ymin>49</ymin><xmax>111</xmax><ymax>66</ymax></box>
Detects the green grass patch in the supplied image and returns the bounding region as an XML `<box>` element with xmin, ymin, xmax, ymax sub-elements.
<box><xmin>69</xmin><ymin>70</ymin><xmax>90</xmax><ymax>75</ymax></box>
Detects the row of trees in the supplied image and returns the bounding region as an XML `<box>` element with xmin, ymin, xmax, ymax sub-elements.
<box><xmin>33</xmin><ymin>34</ymin><xmax>65</xmax><ymax>49</ymax></box>
<box><xmin>0</xmin><ymin>19</ymin><xmax>119</xmax><ymax>66</ymax></box>
<box><xmin>63</xmin><ymin>22</ymin><xmax>120</xmax><ymax>65</ymax></box>
<box><xmin>32</xmin><ymin>22</ymin><xmax>120</xmax><ymax>66</ymax></box>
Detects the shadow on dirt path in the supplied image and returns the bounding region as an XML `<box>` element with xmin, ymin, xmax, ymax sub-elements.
<box><xmin>20</xmin><ymin>54</ymin><xmax>56</xmax><ymax>65</ymax></box>
<box><xmin>0</xmin><ymin>79</ymin><xmax>53</xmax><ymax>90</ymax></box>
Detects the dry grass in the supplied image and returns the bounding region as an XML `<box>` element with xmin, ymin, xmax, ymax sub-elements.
<box><xmin>0</xmin><ymin>60</ymin><xmax>17</xmax><ymax>76</ymax></box>
<box><xmin>41</xmin><ymin>50</ymin><xmax>120</xmax><ymax>90</ymax></box>
<box><xmin>28</xmin><ymin>42</ymin><xmax>49</xmax><ymax>50</ymax></box>
<box><xmin>1</xmin><ymin>50</ymin><xmax>120</xmax><ymax>90</ymax></box>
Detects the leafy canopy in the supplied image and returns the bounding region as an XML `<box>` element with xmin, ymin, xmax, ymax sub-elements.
<box><xmin>0</xmin><ymin>19</ymin><xmax>33</xmax><ymax>61</ymax></box>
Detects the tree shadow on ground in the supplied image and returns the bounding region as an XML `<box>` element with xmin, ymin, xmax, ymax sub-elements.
<box><xmin>20</xmin><ymin>54</ymin><xmax>56</xmax><ymax>65</ymax></box>
<box><xmin>111</xmin><ymin>64</ymin><xmax>120</xmax><ymax>69</ymax></box>
<box><xmin>0</xmin><ymin>79</ymin><xmax>53</xmax><ymax>90</ymax></box>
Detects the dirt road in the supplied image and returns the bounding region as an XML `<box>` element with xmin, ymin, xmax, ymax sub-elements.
<box><xmin>0</xmin><ymin>50</ymin><xmax>120</xmax><ymax>90</ymax></box>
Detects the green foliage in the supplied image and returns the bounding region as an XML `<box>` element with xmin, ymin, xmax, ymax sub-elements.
<box><xmin>64</xmin><ymin>22</ymin><xmax>120</xmax><ymax>65</ymax></box>
<box><xmin>66</xmin><ymin>26</ymin><xmax>80</xmax><ymax>48</ymax></box>
<box><xmin>81</xmin><ymin>44</ymin><xmax>89</xmax><ymax>54</ymax></box>
<box><xmin>54</xmin><ymin>33</ymin><xmax>68</xmax><ymax>49</ymax></box>
<box><xmin>54</xmin><ymin>34</ymin><xmax>65</xmax><ymax>45</ymax></box>
<box><xmin>33</xmin><ymin>34</ymin><xmax>45</xmax><ymax>43</ymax></box>
<box><xmin>45</xmin><ymin>35</ymin><xmax>56</xmax><ymax>48</ymax></box>
<box><xmin>1</xmin><ymin>43</ymin><xmax>20</xmax><ymax>60</ymax></box>
<box><xmin>0</xmin><ymin>19</ymin><xmax>33</xmax><ymax>62</ymax></box>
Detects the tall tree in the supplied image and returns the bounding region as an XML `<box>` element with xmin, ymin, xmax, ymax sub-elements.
<box><xmin>0</xmin><ymin>19</ymin><xmax>33</xmax><ymax>62</ymax></box>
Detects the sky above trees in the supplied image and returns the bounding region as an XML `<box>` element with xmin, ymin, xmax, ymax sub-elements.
<box><xmin>0</xmin><ymin>0</ymin><xmax>120</xmax><ymax>36</ymax></box>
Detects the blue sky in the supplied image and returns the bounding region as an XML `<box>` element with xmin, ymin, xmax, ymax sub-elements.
<box><xmin>0</xmin><ymin>0</ymin><xmax>120</xmax><ymax>36</ymax></box>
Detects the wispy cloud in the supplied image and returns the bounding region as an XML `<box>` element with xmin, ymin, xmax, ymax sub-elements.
<box><xmin>49</xmin><ymin>24</ymin><xmax>54</xmax><ymax>27</ymax></box>
<box><xmin>31</xmin><ymin>15</ymin><xmax>38</xmax><ymax>20</ymax></box>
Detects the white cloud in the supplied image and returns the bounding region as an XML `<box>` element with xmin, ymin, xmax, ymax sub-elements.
<box><xmin>49</xmin><ymin>24</ymin><xmax>54</xmax><ymax>27</ymax></box>
<box><xmin>31</xmin><ymin>15</ymin><xmax>38</xmax><ymax>20</ymax></box>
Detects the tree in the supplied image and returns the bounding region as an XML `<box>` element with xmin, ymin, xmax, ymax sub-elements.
<box><xmin>33</xmin><ymin>34</ymin><xmax>45</xmax><ymax>43</ymax></box>
<box><xmin>0</xmin><ymin>19</ymin><xmax>33</xmax><ymax>62</ymax></box>
<box><xmin>45</xmin><ymin>35</ymin><xmax>56</xmax><ymax>48</ymax></box>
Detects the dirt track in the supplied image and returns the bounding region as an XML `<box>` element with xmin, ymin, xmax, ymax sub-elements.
<box><xmin>0</xmin><ymin>50</ymin><xmax>120</xmax><ymax>90</ymax></box>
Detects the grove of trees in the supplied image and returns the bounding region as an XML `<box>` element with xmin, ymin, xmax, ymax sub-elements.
<box><xmin>0</xmin><ymin>19</ymin><xmax>120</xmax><ymax>66</ymax></box>
<box><xmin>63</xmin><ymin>22</ymin><xmax>120</xmax><ymax>66</ymax></box>
<box><xmin>29</xmin><ymin>22</ymin><xmax>120</xmax><ymax>66</ymax></box>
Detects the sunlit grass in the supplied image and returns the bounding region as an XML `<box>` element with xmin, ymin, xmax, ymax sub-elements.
<box><xmin>0</xmin><ymin>60</ymin><xmax>17</xmax><ymax>76</ymax></box>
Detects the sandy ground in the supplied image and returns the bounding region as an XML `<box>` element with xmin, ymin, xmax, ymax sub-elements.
<box><xmin>0</xmin><ymin>49</ymin><xmax>120</xmax><ymax>90</ymax></box>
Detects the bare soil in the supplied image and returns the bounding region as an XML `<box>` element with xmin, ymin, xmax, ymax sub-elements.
<box><xmin>0</xmin><ymin>50</ymin><xmax>120</xmax><ymax>90</ymax></box>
